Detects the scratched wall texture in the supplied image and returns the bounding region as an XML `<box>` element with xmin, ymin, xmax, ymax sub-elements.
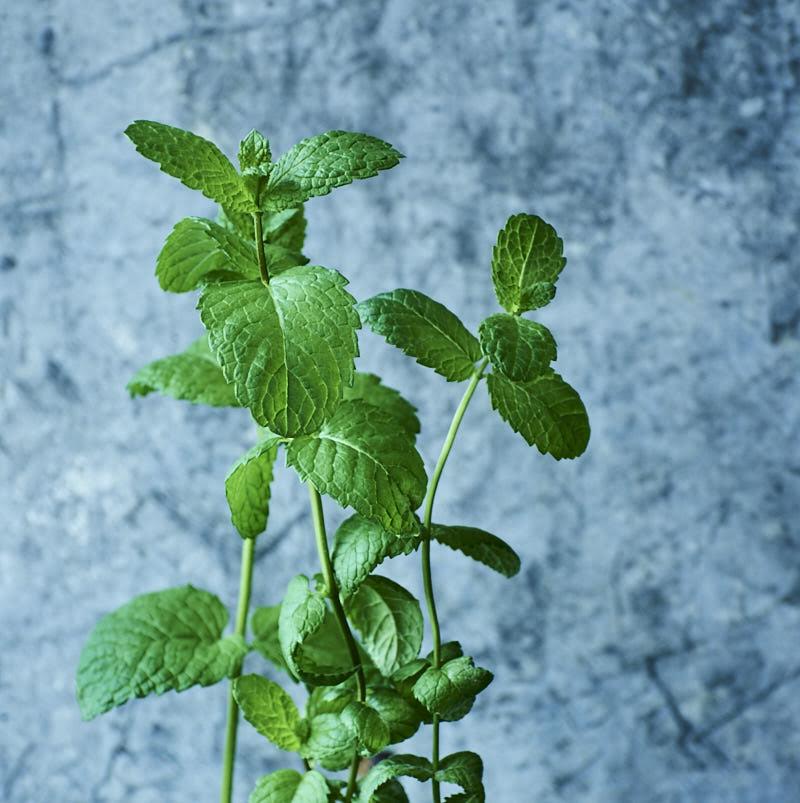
<box><xmin>2</xmin><ymin>1</ymin><xmax>800</xmax><ymax>801</ymax></box>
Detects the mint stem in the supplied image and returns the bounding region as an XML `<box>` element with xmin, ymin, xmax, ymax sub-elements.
<box><xmin>307</xmin><ymin>482</ymin><xmax>366</xmax><ymax>802</ymax></box>
<box><xmin>220</xmin><ymin>536</ymin><xmax>256</xmax><ymax>803</ymax></box>
<box><xmin>420</xmin><ymin>357</ymin><xmax>489</xmax><ymax>803</ymax></box>
<box><xmin>253</xmin><ymin>212</ymin><xmax>270</xmax><ymax>285</ymax></box>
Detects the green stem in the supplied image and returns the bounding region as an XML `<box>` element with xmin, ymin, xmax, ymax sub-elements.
<box><xmin>307</xmin><ymin>483</ymin><xmax>366</xmax><ymax>802</ymax></box>
<box><xmin>220</xmin><ymin>537</ymin><xmax>256</xmax><ymax>803</ymax></box>
<box><xmin>253</xmin><ymin>212</ymin><xmax>270</xmax><ymax>285</ymax></box>
<box><xmin>420</xmin><ymin>357</ymin><xmax>489</xmax><ymax>803</ymax></box>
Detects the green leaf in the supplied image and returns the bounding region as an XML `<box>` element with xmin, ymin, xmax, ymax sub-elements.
<box><xmin>278</xmin><ymin>576</ymin><xmax>327</xmax><ymax>677</ymax></box>
<box><xmin>358</xmin><ymin>290</ymin><xmax>481</xmax><ymax>382</ymax></box>
<box><xmin>306</xmin><ymin>685</ymin><xmax>355</xmax><ymax>718</ymax></box>
<box><xmin>341</xmin><ymin>700</ymin><xmax>391</xmax><ymax>755</ymax></box>
<box><xmin>391</xmin><ymin>659</ymin><xmax>429</xmax><ymax>697</ymax></box>
<box><xmin>125</xmin><ymin>120</ymin><xmax>255</xmax><ymax>212</ymax></box>
<box><xmin>368</xmin><ymin>779</ymin><xmax>410</xmax><ymax>802</ymax></box>
<box><xmin>286</xmin><ymin>400</ymin><xmax>427</xmax><ymax>534</ymax></box>
<box><xmin>251</xmin><ymin>605</ymin><xmax>288</xmax><ymax>673</ymax></box>
<box><xmin>478</xmin><ymin>313</ymin><xmax>556</xmax><ymax>381</ymax></box>
<box><xmin>301</xmin><ymin>713</ymin><xmax>357</xmax><ymax>771</ymax></box>
<box><xmin>332</xmin><ymin>515</ymin><xmax>419</xmax><ymax>598</ymax></box>
<box><xmin>239</xmin><ymin>129</ymin><xmax>272</xmax><ymax>174</ymax></box>
<box><xmin>412</xmin><ymin>657</ymin><xmax>493</xmax><ymax>720</ymax></box>
<box><xmin>264</xmin><ymin>131</ymin><xmax>403</xmax><ymax>211</ymax></box>
<box><xmin>435</xmin><ymin>752</ymin><xmax>485</xmax><ymax>802</ymax></box>
<box><xmin>345</xmin><ymin>576</ymin><xmax>423</xmax><ymax>676</ymax></box>
<box><xmin>233</xmin><ymin>674</ymin><xmax>304</xmax><ymax>751</ymax></box>
<box><xmin>491</xmin><ymin>213</ymin><xmax>566</xmax><ymax>314</ymax></box>
<box><xmin>76</xmin><ymin>585</ymin><xmax>245</xmax><ymax>720</ymax></box>
<box><xmin>263</xmin><ymin>207</ymin><xmax>307</xmax><ymax>253</ymax></box>
<box><xmin>343</xmin><ymin>372</ymin><xmax>420</xmax><ymax>441</ymax></box>
<box><xmin>127</xmin><ymin>335</ymin><xmax>239</xmax><ymax>407</ymax></box>
<box><xmin>225</xmin><ymin>436</ymin><xmax>281</xmax><ymax>539</ymax></box>
<box><xmin>360</xmin><ymin>755</ymin><xmax>433</xmax><ymax>801</ymax></box>
<box><xmin>249</xmin><ymin>769</ymin><xmax>330</xmax><ymax>803</ymax></box>
<box><xmin>366</xmin><ymin>687</ymin><xmax>423</xmax><ymax>743</ymax></box>
<box><xmin>198</xmin><ymin>266</ymin><xmax>360</xmax><ymax>437</ymax></box>
<box><xmin>295</xmin><ymin>608</ymin><xmax>360</xmax><ymax>686</ymax></box>
<box><xmin>487</xmin><ymin>371</ymin><xmax>590</xmax><ymax>459</ymax></box>
<box><xmin>431</xmin><ymin>524</ymin><xmax>520</xmax><ymax>578</ymax></box>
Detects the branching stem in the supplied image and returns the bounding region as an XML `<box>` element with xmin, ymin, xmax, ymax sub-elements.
<box><xmin>420</xmin><ymin>357</ymin><xmax>489</xmax><ymax>803</ymax></box>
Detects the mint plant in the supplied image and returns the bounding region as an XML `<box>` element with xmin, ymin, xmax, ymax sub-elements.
<box><xmin>76</xmin><ymin>120</ymin><xmax>590</xmax><ymax>803</ymax></box>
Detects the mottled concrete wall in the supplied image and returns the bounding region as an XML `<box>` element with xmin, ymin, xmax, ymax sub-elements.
<box><xmin>2</xmin><ymin>1</ymin><xmax>799</xmax><ymax>801</ymax></box>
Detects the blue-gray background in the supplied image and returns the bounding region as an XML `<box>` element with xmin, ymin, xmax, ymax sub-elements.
<box><xmin>2</xmin><ymin>1</ymin><xmax>799</xmax><ymax>801</ymax></box>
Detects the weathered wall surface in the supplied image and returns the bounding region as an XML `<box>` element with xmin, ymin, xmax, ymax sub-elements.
<box><xmin>2</xmin><ymin>1</ymin><xmax>799</xmax><ymax>801</ymax></box>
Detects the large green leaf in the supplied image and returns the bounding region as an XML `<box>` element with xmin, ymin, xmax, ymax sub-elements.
<box><xmin>344</xmin><ymin>372</ymin><xmax>420</xmax><ymax>441</ymax></box>
<box><xmin>264</xmin><ymin>131</ymin><xmax>402</xmax><ymax>210</ymax></box>
<box><xmin>286</xmin><ymin>400</ymin><xmax>427</xmax><ymax>534</ymax></box>
<box><xmin>198</xmin><ymin>266</ymin><xmax>360</xmax><ymax>437</ymax></box>
<box><xmin>431</xmin><ymin>524</ymin><xmax>520</xmax><ymax>578</ymax></box>
<box><xmin>125</xmin><ymin>120</ymin><xmax>255</xmax><ymax>212</ymax></box>
<box><xmin>478</xmin><ymin>313</ymin><xmax>556</xmax><ymax>381</ymax></box>
<box><xmin>233</xmin><ymin>674</ymin><xmax>304</xmax><ymax>751</ymax></box>
<box><xmin>487</xmin><ymin>371</ymin><xmax>590</xmax><ymax>459</ymax></box>
<box><xmin>248</xmin><ymin>769</ymin><xmax>330</xmax><ymax>803</ymax></box>
<box><xmin>300</xmin><ymin>713</ymin><xmax>357</xmax><ymax>771</ymax></box>
<box><xmin>412</xmin><ymin>657</ymin><xmax>493</xmax><ymax>720</ymax></box>
<box><xmin>360</xmin><ymin>755</ymin><xmax>433</xmax><ymax>801</ymax></box>
<box><xmin>345</xmin><ymin>576</ymin><xmax>423</xmax><ymax>676</ymax></box>
<box><xmin>76</xmin><ymin>585</ymin><xmax>245</xmax><ymax>719</ymax></box>
<box><xmin>332</xmin><ymin>515</ymin><xmax>419</xmax><ymax>598</ymax></box>
<box><xmin>225</xmin><ymin>436</ymin><xmax>281</xmax><ymax>539</ymax></box>
<box><xmin>491</xmin><ymin>213</ymin><xmax>566</xmax><ymax>314</ymax></box>
<box><xmin>127</xmin><ymin>336</ymin><xmax>239</xmax><ymax>407</ymax></box>
<box><xmin>358</xmin><ymin>290</ymin><xmax>481</xmax><ymax>382</ymax></box>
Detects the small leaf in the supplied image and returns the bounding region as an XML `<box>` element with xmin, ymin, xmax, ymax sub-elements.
<box><xmin>295</xmin><ymin>608</ymin><xmax>360</xmax><ymax>686</ymax></box>
<box><xmin>263</xmin><ymin>207</ymin><xmax>307</xmax><ymax>253</ymax></box>
<box><xmin>332</xmin><ymin>515</ymin><xmax>419</xmax><ymax>598</ymax></box>
<box><xmin>491</xmin><ymin>213</ymin><xmax>566</xmax><ymax>314</ymax></box>
<box><xmin>358</xmin><ymin>290</ymin><xmax>481</xmax><ymax>382</ymax></box>
<box><xmin>286</xmin><ymin>400</ymin><xmax>427</xmax><ymax>534</ymax></box>
<box><xmin>366</xmin><ymin>687</ymin><xmax>423</xmax><ymax>743</ymax></box>
<box><xmin>265</xmin><ymin>130</ymin><xmax>403</xmax><ymax>210</ymax></box>
<box><xmin>412</xmin><ymin>657</ymin><xmax>493</xmax><ymax>720</ymax></box>
<box><xmin>225</xmin><ymin>436</ymin><xmax>281</xmax><ymax>539</ymax></box>
<box><xmin>301</xmin><ymin>713</ymin><xmax>357</xmax><ymax>771</ymax></box>
<box><xmin>478</xmin><ymin>313</ymin><xmax>556</xmax><ymax>381</ymax></box>
<box><xmin>125</xmin><ymin>120</ymin><xmax>255</xmax><ymax>212</ymax></box>
<box><xmin>487</xmin><ymin>371</ymin><xmax>590</xmax><ymax>459</ymax></box>
<box><xmin>435</xmin><ymin>752</ymin><xmax>485</xmax><ymax>802</ymax></box>
<box><xmin>306</xmin><ymin>685</ymin><xmax>355</xmax><ymax>718</ymax></box>
<box><xmin>128</xmin><ymin>335</ymin><xmax>240</xmax><ymax>407</ymax></box>
<box><xmin>249</xmin><ymin>769</ymin><xmax>330</xmax><ymax>803</ymax></box>
<box><xmin>431</xmin><ymin>524</ymin><xmax>520</xmax><ymax>578</ymax></box>
<box><xmin>344</xmin><ymin>372</ymin><xmax>420</xmax><ymax>441</ymax></box>
<box><xmin>233</xmin><ymin>674</ymin><xmax>303</xmax><ymax>752</ymax></box>
<box><xmin>251</xmin><ymin>605</ymin><xmax>288</xmax><ymax>673</ymax></box>
<box><xmin>77</xmin><ymin>585</ymin><xmax>245</xmax><ymax>719</ymax></box>
<box><xmin>239</xmin><ymin>129</ymin><xmax>272</xmax><ymax>174</ymax></box>
<box><xmin>341</xmin><ymin>700</ymin><xmax>391</xmax><ymax>755</ymax></box>
<box><xmin>360</xmin><ymin>755</ymin><xmax>433</xmax><ymax>801</ymax></box>
<box><xmin>345</xmin><ymin>576</ymin><xmax>423</xmax><ymax>676</ymax></box>
<box><xmin>198</xmin><ymin>266</ymin><xmax>360</xmax><ymax>437</ymax></box>
<box><xmin>368</xmin><ymin>779</ymin><xmax>410</xmax><ymax>802</ymax></box>
<box><xmin>278</xmin><ymin>576</ymin><xmax>327</xmax><ymax>677</ymax></box>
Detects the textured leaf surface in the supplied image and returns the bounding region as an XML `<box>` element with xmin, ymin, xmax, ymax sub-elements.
<box><xmin>251</xmin><ymin>605</ymin><xmax>288</xmax><ymax>672</ymax></box>
<box><xmin>263</xmin><ymin>207</ymin><xmax>307</xmax><ymax>253</ymax></box>
<box><xmin>294</xmin><ymin>608</ymin><xmax>360</xmax><ymax>686</ymax></box>
<box><xmin>127</xmin><ymin>336</ymin><xmax>239</xmax><ymax>407</ymax></box>
<box><xmin>225</xmin><ymin>436</ymin><xmax>281</xmax><ymax>539</ymax></box>
<box><xmin>77</xmin><ymin>585</ymin><xmax>245</xmax><ymax>719</ymax></box>
<box><xmin>278</xmin><ymin>576</ymin><xmax>327</xmax><ymax>676</ymax></box>
<box><xmin>412</xmin><ymin>657</ymin><xmax>493</xmax><ymax>719</ymax></box>
<box><xmin>332</xmin><ymin>515</ymin><xmax>419</xmax><ymax>598</ymax></box>
<box><xmin>286</xmin><ymin>400</ymin><xmax>427</xmax><ymax>534</ymax></box>
<box><xmin>360</xmin><ymin>755</ymin><xmax>433</xmax><ymax>801</ymax></box>
<box><xmin>358</xmin><ymin>290</ymin><xmax>481</xmax><ymax>382</ymax></box>
<box><xmin>366</xmin><ymin>687</ymin><xmax>423</xmax><ymax>743</ymax></box>
<box><xmin>369</xmin><ymin>779</ymin><xmax>410</xmax><ymax>802</ymax></box>
<box><xmin>301</xmin><ymin>713</ymin><xmax>357</xmax><ymax>771</ymax></box>
<box><xmin>265</xmin><ymin>131</ymin><xmax>402</xmax><ymax>210</ymax></box>
<box><xmin>435</xmin><ymin>752</ymin><xmax>485</xmax><ymax>802</ymax></box>
<box><xmin>126</xmin><ymin>120</ymin><xmax>254</xmax><ymax>211</ymax></box>
<box><xmin>341</xmin><ymin>700</ymin><xmax>391</xmax><ymax>755</ymax></box>
<box><xmin>198</xmin><ymin>266</ymin><xmax>359</xmax><ymax>437</ymax></box>
<box><xmin>491</xmin><ymin>213</ymin><xmax>566</xmax><ymax>313</ymax></box>
<box><xmin>345</xmin><ymin>576</ymin><xmax>423</xmax><ymax>676</ymax></box>
<box><xmin>249</xmin><ymin>769</ymin><xmax>330</xmax><ymax>803</ymax></box>
<box><xmin>431</xmin><ymin>524</ymin><xmax>520</xmax><ymax>578</ymax></box>
<box><xmin>233</xmin><ymin>674</ymin><xmax>303</xmax><ymax>751</ymax></box>
<box><xmin>478</xmin><ymin>313</ymin><xmax>556</xmax><ymax>381</ymax></box>
<box><xmin>343</xmin><ymin>372</ymin><xmax>420</xmax><ymax>441</ymax></box>
<box><xmin>487</xmin><ymin>371</ymin><xmax>590</xmax><ymax>459</ymax></box>
<box><xmin>306</xmin><ymin>685</ymin><xmax>355</xmax><ymax>718</ymax></box>
<box><xmin>239</xmin><ymin>129</ymin><xmax>272</xmax><ymax>173</ymax></box>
